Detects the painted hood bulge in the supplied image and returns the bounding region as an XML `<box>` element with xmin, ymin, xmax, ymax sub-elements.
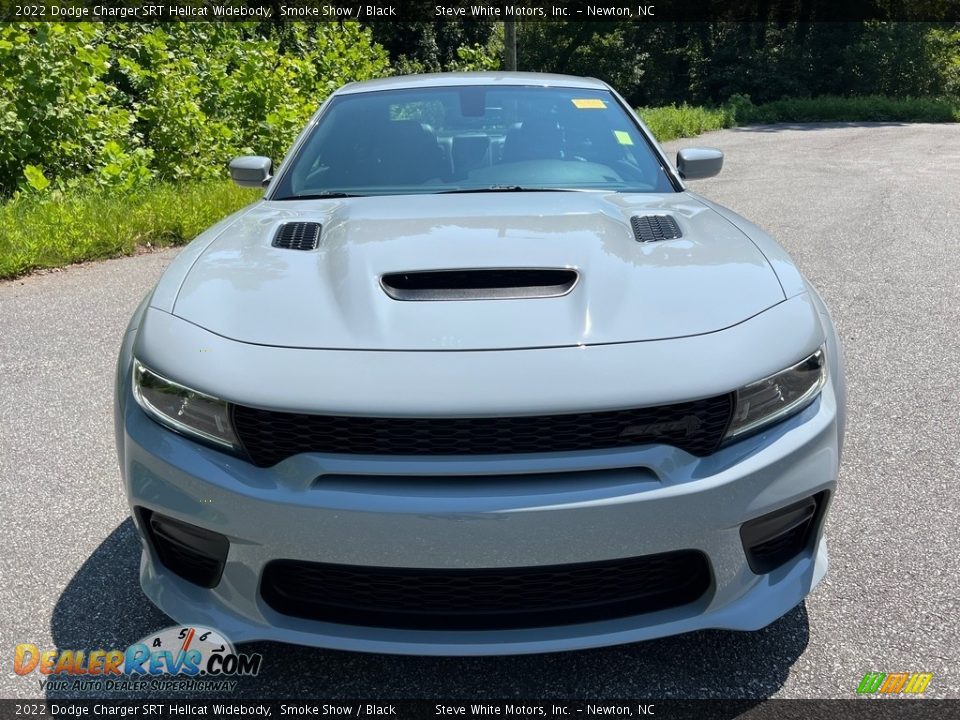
<box><xmin>170</xmin><ymin>192</ymin><xmax>785</xmax><ymax>351</ymax></box>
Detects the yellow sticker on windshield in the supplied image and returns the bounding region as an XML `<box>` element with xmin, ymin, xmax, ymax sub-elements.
<box><xmin>572</xmin><ymin>98</ymin><xmax>607</xmax><ymax>109</ymax></box>
<box><xmin>613</xmin><ymin>130</ymin><xmax>634</xmax><ymax>145</ymax></box>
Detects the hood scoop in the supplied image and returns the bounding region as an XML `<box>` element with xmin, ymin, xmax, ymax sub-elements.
<box><xmin>273</xmin><ymin>222</ymin><xmax>322</xmax><ymax>251</ymax></box>
<box><xmin>380</xmin><ymin>268</ymin><xmax>579</xmax><ymax>301</ymax></box>
<box><xmin>631</xmin><ymin>215</ymin><xmax>682</xmax><ymax>242</ymax></box>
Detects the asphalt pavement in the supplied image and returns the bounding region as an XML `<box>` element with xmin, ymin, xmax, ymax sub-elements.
<box><xmin>1</xmin><ymin>123</ymin><xmax>958</xmax><ymax>700</ymax></box>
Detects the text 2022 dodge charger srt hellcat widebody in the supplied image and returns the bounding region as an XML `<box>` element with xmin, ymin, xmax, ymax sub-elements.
<box><xmin>115</xmin><ymin>72</ymin><xmax>846</xmax><ymax>655</ymax></box>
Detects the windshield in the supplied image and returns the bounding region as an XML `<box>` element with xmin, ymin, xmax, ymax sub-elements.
<box><xmin>271</xmin><ymin>85</ymin><xmax>677</xmax><ymax>199</ymax></box>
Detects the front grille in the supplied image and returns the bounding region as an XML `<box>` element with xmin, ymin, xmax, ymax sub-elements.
<box><xmin>261</xmin><ymin>551</ymin><xmax>712</xmax><ymax>630</ymax></box>
<box><xmin>232</xmin><ymin>394</ymin><xmax>735</xmax><ymax>467</ymax></box>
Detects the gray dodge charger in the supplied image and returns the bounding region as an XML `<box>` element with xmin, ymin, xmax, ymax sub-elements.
<box><xmin>114</xmin><ymin>72</ymin><xmax>846</xmax><ymax>655</ymax></box>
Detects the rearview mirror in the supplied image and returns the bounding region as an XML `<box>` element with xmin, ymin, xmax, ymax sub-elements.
<box><xmin>229</xmin><ymin>156</ymin><xmax>273</xmax><ymax>188</ymax></box>
<box><xmin>676</xmin><ymin>148</ymin><xmax>723</xmax><ymax>180</ymax></box>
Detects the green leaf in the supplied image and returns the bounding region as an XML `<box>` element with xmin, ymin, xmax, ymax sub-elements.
<box><xmin>23</xmin><ymin>165</ymin><xmax>50</xmax><ymax>192</ymax></box>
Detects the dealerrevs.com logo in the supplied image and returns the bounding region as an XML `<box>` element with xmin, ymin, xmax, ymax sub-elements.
<box><xmin>856</xmin><ymin>672</ymin><xmax>933</xmax><ymax>696</ymax></box>
<box><xmin>14</xmin><ymin>626</ymin><xmax>262</xmax><ymax>693</ymax></box>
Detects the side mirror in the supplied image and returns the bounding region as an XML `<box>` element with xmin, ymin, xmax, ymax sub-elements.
<box><xmin>229</xmin><ymin>156</ymin><xmax>272</xmax><ymax>188</ymax></box>
<box><xmin>676</xmin><ymin>148</ymin><xmax>723</xmax><ymax>180</ymax></box>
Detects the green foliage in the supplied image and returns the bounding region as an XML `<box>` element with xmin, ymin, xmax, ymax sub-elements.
<box><xmin>368</xmin><ymin>22</ymin><xmax>498</xmax><ymax>74</ymax></box>
<box><xmin>927</xmin><ymin>26</ymin><xmax>960</xmax><ymax>97</ymax></box>
<box><xmin>637</xmin><ymin>104</ymin><xmax>735</xmax><ymax>142</ymax></box>
<box><xmin>724</xmin><ymin>94</ymin><xmax>755</xmax><ymax>125</ymax></box>
<box><xmin>22</xmin><ymin>165</ymin><xmax>50</xmax><ymax>192</ymax></box>
<box><xmin>449</xmin><ymin>43</ymin><xmax>502</xmax><ymax>71</ymax></box>
<box><xmin>638</xmin><ymin>95</ymin><xmax>960</xmax><ymax>142</ymax></box>
<box><xmin>0</xmin><ymin>23</ymin><xmax>150</xmax><ymax>195</ymax></box>
<box><xmin>515</xmin><ymin>21</ymin><xmax>960</xmax><ymax>108</ymax></box>
<box><xmin>0</xmin><ymin>22</ymin><xmax>390</xmax><ymax>195</ymax></box>
<box><xmin>519</xmin><ymin>23</ymin><xmax>646</xmax><ymax>101</ymax></box>
<box><xmin>729</xmin><ymin>95</ymin><xmax>960</xmax><ymax>124</ymax></box>
<box><xmin>0</xmin><ymin>181</ymin><xmax>258</xmax><ymax>279</ymax></box>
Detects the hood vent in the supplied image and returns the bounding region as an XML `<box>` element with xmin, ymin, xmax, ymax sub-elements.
<box><xmin>631</xmin><ymin>215</ymin><xmax>682</xmax><ymax>243</ymax></box>
<box><xmin>381</xmin><ymin>268</ymin><xmax>579</xmax><ymax>301</ymax></box>
<box><xmin>273</xmin><ymin>222</ymin><xmax>322</xmax><ymax>251</ymax></box>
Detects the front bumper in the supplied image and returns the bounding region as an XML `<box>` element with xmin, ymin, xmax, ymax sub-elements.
<box><xmin>118</xmin><ymin>373</ymin><xmax>840</xmax><ymax>655</ymax></box>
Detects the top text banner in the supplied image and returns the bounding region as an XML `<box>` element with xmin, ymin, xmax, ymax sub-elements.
<box><xmin>2</xmin><ymin>0</ymin><xmax>958</xmax><ymax>22</ymax></box>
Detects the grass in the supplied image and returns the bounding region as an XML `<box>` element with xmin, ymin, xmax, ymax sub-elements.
<box><xmin>638</xmin><ymin>95</ymin><xmax>960</xmax><ymax>142</ymax></box>
<box><xmin>1</xmin><ymin>94</ymin><xmax>958</xmax><ymax>279</ymax></box>
<box><xmin>637</xmin><ymin>104</ymin><xmax>735</xmax><ymax>142</ymax></box>
<box><xmin>0</xmin><ymin>182</ymin><xmax>259</xmax><ymax>280</ymax></box>
<box><xmin>735</xmin><ymin>95</ymin><xmax>960</xmax><ymax>124</ymax></box>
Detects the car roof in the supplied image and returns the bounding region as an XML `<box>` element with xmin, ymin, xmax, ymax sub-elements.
<box><xmin>336</xmin><ymin>72</ymin><xmax>611</xmax><ymax>95</ymax></box>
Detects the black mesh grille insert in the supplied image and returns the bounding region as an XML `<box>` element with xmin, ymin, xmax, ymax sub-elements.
<box><xmin>261</xmin><ymin>551</ymin><xmax>712</xmax><ymax>630</ymax></box>
<box><xmin>273</xmin><ymin>222</ymin><xmax>322</xmax><ymax>251</ymax></box>
<box><xmin>631</xmin><ymin>215</ymin><xmax>682</xmax><ymax>242</ymax></box>
<box><xmin>232</xmin><ymin>394</ymin><xmax>734</xmax><ymax>467</ymax></box>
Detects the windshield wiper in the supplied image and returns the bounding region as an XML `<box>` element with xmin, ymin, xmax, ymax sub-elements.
<box><xmin>276</xmin><ymin>191</ymin><xmax>365</xmax><ymax>200</ymax></box>
<box><xmin>436</xmin><ymin>186</ymin><xmax>581</xmax><ymax>194</ymax></box>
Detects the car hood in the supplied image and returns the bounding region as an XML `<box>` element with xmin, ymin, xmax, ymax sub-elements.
<box><xmin>171</xmin><ymin>192</ymin><xmax>785</xmax><ymax>351</ymax></box>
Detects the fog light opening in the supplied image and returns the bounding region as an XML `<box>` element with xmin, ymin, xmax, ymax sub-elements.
<box><xmin>137</xmin><ymin>508</ymin><xmax>229</xmax><ymax>589</ymax></box>
<box><xmin>740</xmin><ymin>492</ymin><xmax>827</xmax><ymax>575</ymax></box>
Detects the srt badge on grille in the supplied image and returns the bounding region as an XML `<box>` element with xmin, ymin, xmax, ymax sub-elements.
<box><xmin>620</xmin><ymin>415</ymin><xmax>702</xmax><ymax>439</ymax></box>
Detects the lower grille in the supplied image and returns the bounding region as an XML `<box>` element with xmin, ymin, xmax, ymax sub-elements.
<box><xmin>740</xmin><ymin>492</ymin><xmax>828</xmax><ymax>574</ymax></box>
<box><xmin>260</xmin><ymin>551</ymin><xmax>712</xmax><ymax>630</ymax></box>
<box><xmin>232</xmin><ymin>394</ymin><xmax>734</xmax><ymax>467</ymax></box>
<box><xmin>138</xmin><ymin>508</ymin><xmax>229</xmax><ymax>588</ymax></box>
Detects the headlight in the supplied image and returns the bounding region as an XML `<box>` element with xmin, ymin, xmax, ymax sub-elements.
<box><xmin>132</xmin><ymin>360</ymin><xmax>239</xmax><ymax>450</ymax></box>
<box><xmin>725</xmin><ymin>346</ymin><xmax>827</xmax><ymax>440</ymax></box>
